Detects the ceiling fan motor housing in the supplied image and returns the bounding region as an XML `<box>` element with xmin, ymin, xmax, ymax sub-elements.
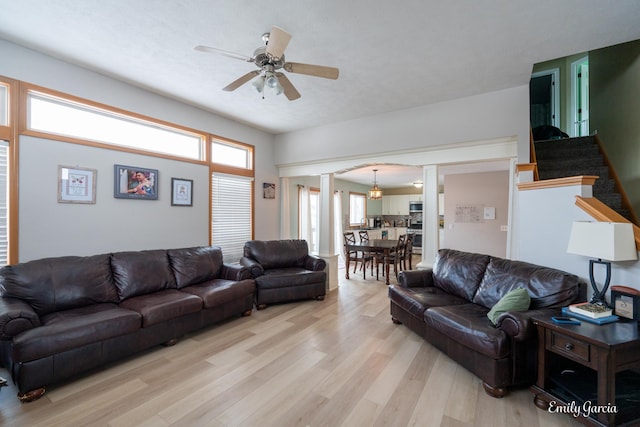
<box><xmin>253</xmin><ymin>47</ymin><xmax>285</xmax><ymax>69</ymax></box>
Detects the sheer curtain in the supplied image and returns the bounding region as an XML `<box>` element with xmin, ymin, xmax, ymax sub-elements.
<box><xmin>334</xmin><ymin>190</ymin><xmax>344</xmax><ymax>263</ymax></box>
<box><xmin>298</xmin><ymin>185</ymin><xmax>314</xmax><ymax>251</ymax></box>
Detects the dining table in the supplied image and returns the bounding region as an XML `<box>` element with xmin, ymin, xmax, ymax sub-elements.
<box><xmin>344</xmin><ymin>239</ymin><xmax>398</xmax><ymax>285</ymax></box>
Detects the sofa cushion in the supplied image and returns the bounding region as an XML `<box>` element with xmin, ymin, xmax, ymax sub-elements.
<box><xmin>388</xmin><ymin>285</ymin><xmax>469</xmax><ymax>319</ymax></box>
<box><xmin>119</xmin><ymin>289</ymin><xmax>202</xmax><ymax>327</ymax></box>
<box><xmin>12</xmin><ymin>304</ymin><xmax>141</xmax><ymax>361</ymax></box>
<box><xmin>473</xmin><ymin>257</ymin><xmax>580</xmax><ymax>309</ymax></box>
<box><xmin>424</xmin><ymin>304</ymin><xmax>510</xmax><ymax>359</ymax></box>
<box><xmin>168</xmin><ymin>246</ymin><xmax>224</xmax><ymax>289</ymax></box>
<box><xmin>111</xmin><ymin>250</ymin><xmax>176</xmax><ymax>300</ymax></box>
<box><xmin>181</xmin><ymin>279</ymin><xmax>255</xmax><ymax>308</ymax></box>
<box><xmin>0</xmin><ymin>254</ymin><xmax>117</xmax><ymax>316</ymax></box>
<box><xmin>255</xmin><ymin>268</ymin><xmax>325</xmax><ymax>289</ymax></box>
<box><xmin>432</xmin><ymin>249</ymin><xmax>490</xmax><ymax>302</ymax></box>
<box><xmin>243</xmin><ymin>240</ymin><xmax>310</xmax><ymax>269</ymax></box>
<box><xmin>487</xmin><ymin>288</ymin><xmax>531</xmax><ymax>325</ymax></box>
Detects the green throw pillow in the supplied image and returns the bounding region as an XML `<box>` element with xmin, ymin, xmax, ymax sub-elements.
<box><xmin>487</xmin><ymin>288</ymin><xmax>531</xmax><ymax>325</ymax></box>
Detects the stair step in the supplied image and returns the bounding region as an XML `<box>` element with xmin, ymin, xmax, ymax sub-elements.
<box><xmin>535</xmin><ymin>146</ymin><xmax>601</xmax><ymax>160</ymax></box>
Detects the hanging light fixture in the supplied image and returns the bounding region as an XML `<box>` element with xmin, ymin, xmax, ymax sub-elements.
<box><xmin>413</xmin><ymin>181</ymin><xmax>423</xmax><ymax>189</ymax></box>
<box><xmin>368</xmin><ymin>169</ymin><xmax>383</xmax><ymax>200</ymax></box>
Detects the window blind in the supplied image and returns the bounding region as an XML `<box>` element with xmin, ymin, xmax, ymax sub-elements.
<box><xmin>211</xmin><ymin>173</ymin><xmax>253</xmax><ymax>262</ymax></box>
<box><xmin>0</xmin><ymin>141</ymin><xmax>8</xmax><ymax>265</ymax></box>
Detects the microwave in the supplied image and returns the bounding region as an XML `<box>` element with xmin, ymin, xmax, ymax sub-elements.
<box><xmin>409</xmin><ymin>201</ymin><xmax>422</xmax><ymax>212</ymax></box>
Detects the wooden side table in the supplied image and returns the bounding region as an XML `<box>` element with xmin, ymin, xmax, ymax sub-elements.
<box><xmin>530</xmin><ymin>315</ymin><xmax>640</xmax><ymax>426</ymax></box>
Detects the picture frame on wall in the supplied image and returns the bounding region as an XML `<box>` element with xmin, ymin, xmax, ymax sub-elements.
<box><xmin>171</xmin><ymin>178</ymin><xmax>193</xmax><ymax>206</ymax></box>
<box><xmin>58</xmin><ymin>165</ymin><xmax>97</xmax><ymax>204</ymax></box>
<box><xmin>263</xmin><ymin>182</ymin><xmax>276</xmax><ymax>199</ymax></box>
<box><xmin>113</xmin><ymin>164</ymin><xmax>158</xmax><ymax>200</ymax></box>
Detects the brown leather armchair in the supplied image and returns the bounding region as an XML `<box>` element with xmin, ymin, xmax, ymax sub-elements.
<box><xmin>240</xmin><ymin>240</ymin><xmax>326</xmax><ymax>309</ymax></box>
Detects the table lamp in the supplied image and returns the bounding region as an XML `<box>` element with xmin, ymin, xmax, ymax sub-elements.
<box><xmin>567</xmin><ymin>221</ymin><xmax>638</xmax><ymax>306</ymax></box>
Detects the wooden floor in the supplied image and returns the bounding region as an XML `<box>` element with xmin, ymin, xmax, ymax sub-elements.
<box><xmin>0</xmin><ymin>265</ymin><xmax>581</xmax><ymax>427</ymax></box>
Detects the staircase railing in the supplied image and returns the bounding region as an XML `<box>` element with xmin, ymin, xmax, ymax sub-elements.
<box><xmin>592</xmin><ymin>133</ymin><xmax>640</xmax><ymax>225</ymax></box>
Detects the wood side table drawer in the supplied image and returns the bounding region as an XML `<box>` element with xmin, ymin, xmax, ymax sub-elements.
<box><xmin>549</xmin><ymin>331</ymin><xmax>590</xmax><ymax>363</ymax></box>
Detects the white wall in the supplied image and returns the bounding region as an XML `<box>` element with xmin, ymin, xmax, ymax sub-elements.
<box><xmin>0</xmin><ymin>40</ymin><xmax>279</xmax><ymax>261</ymax></box>
<box><xmin>443</xmin><ymin>171</ymin><xmax>510</xmax><ymax>257</ymax></box>
<box><xmin>517</xmin><ymin>184</ymin><xmax>640</xmax><ymax>295</ymax></box>
<box><xmin>274</xmin><ymin>85</ymin><xmax>531</xmax><ymax>165</ymax></box>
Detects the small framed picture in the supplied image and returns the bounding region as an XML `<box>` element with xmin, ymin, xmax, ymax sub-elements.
<box><xmin>611</xmin><ymin>286</ymin><xmax>640</xmax><ymax>321</ymax></box>
<box><xmin>114</xmin><ymin>164</ymin><xmax>158</xmax><ymax>200</ymax></box>
<box><xmin>263</xmin><ymin>182</ymin><xmax>275</xmax><ymax>199</ymax></box>
<box><xmin>58</xmin><ymin>165</ymin><xmax>97</xmax><ymax>204</ymax></box>
<box><xmin>171</xmin><ymin>178</ymin><xmax>193</xmax><ymax>206</ymax></box>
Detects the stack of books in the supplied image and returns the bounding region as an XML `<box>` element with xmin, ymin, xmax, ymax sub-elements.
<box><xmin>562</xmin><ymin>302</ymin><xmax>619</xmax><ymax>324</ymax></box>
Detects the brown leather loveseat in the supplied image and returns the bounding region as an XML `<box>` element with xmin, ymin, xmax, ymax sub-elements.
<box><xmin>0</xmin><ymin>246</ymin><xmax>255</xmax><ymax>402</ymax></box>
<box><xmin>240</xmin><ymin>240</ymin><xmax>326</xmax><ymax>309</ymax></box>
<box><xmin>389</xmin><ymin>249</ymin><xmax>584</xmax><ymax>398</ymax></box>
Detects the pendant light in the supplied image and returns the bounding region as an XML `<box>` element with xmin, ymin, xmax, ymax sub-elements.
<box><xmin>368</xmin><ymin>169</ymin><xmax>383</xmax><ymax>200</ymax></box>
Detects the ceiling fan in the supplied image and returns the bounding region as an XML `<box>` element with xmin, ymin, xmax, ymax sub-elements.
<box><xmin>195</xmin><ymin>26</ymin><xmax>339</xmax><ymax>100</ymax></box>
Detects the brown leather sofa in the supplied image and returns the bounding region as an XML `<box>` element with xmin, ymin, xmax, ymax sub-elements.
<box><xmin>0</xmin><ymin>246</ymin><xmax>255</xmax><ymax>402</ymax></box>
<box><xmin>389</xmin><ymin>249</ymin><xmax>585</xmax><ymax>398</ymax></box>
<box><xmin>240</xmin><ymin>240</ymin><xmax>326</xmax><ymax>309</ymax></box>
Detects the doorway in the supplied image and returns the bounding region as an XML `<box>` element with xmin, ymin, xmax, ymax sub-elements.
<box><xmin>530</xmin><ymin>69</ymin><xmax>560</xmax><ymax>129</ymax></box>
<box><xmin>571</xmin><ymin>56</ymin><xmax>589</xmax><ymax>136</ymax></box>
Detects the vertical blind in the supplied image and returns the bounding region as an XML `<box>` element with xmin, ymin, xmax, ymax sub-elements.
<box><xmin>0</xmin><ymin>141</ymin><xmax>8</xmax><ymax>265</ymax></box>
<box><xmin>211</xmin><ymin>173</ymin><xmax>253</xmax><ymax>262</ymax></box>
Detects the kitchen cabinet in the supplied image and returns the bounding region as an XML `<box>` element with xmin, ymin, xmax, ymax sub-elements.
<box><xmin>409</xmin><ymin>194</ymin><xmax>423</xmax><ymax>202</ymax></box>
<box><xmin>382</xmin><ymin>195</ymin><xmax>410</xmax><ymax>215</ymax></box>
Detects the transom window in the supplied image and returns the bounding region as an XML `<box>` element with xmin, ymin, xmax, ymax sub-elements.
<box><xmin>211</xmin><ymin>139</ymin><xmax>253</xmax><ymax>169</ymax></box>
<box><xmin>27</xmin><ymin>91</ymin><xmax>205</xmax><ymax>160</ymax></box>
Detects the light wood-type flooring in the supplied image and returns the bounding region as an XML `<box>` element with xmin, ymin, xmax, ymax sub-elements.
<box><xmin>0</xmin><ymin>262</ymin><xmax>582</xmax><ymax>426</ymax></box>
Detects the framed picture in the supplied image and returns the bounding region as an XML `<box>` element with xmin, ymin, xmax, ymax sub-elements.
<box><xmin>263</xmin><ymin>182</ymin><xmax>275</xmax><ymax>199</ymax></box>
<box><xmin>611</xmin><ymin>285</ymin><xmax>640</xmax><ymax>321</ymax></box>
<box><xmin>114</xmin><ymin>164</ymin><xmax>158</xmax><ymax>200</ymax></box>
<box><xmin>58</xmin><ymin>165</ymin><xmax>97</xmax><ymax>204</ymax></box>
<box><xmin>171</xmin><ymin>178</ymin><xmax>193</xmax><ymax>206</ymax></box>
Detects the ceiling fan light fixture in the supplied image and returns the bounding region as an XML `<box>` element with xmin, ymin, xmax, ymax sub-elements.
<box><xmin>368</xmin><ymin>169</ymin><xmax>383</xmax><ymax>200</ymax></box>
<box><xmin>251</xmin><ymin>75</ymin><xmax>265</xmax><ymax>93</ymax></box>
<box><xmin>265</xmin><ymin>74</ymin><xmax>279</xmax><ymax>88</ymax></box>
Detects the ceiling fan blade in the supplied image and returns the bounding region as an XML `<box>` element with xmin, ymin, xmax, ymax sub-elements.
<box><xmin>194</xmin><ymin>45</ymin><xmax>254</xmax><ymax>62</ymax></box>
<box><xmin>265</xmin><ymin>26</ymin><xmax>291</xmax><ymax>60</ymax></box>
<box><xmin>275</xmin><ymin>72</ymin><xmax>301</xmax><ymax>100</ymax></box>
<box><xmin>223</xmin><ymin>71</ymin><xmax>261</xmax><ymax>91</ymax></box>
<box><xmin>283</xmin><ymin>62</ymin><xmax>339</xmax><ymax>79</ymax></box>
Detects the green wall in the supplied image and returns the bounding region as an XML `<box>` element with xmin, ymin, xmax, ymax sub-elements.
<box><xmin>590</xmin><ymin>39</ymin><xmax>640</xmax><ymax>218</ymax></box>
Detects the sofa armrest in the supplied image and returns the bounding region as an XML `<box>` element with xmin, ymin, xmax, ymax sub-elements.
<box><xmin>303</xmin><ymin>255</ymin><xmax>326</xmax><ymax>272</ymax></box>
<box><xmin>0</xmin><ymin>297</ymin><xmax>41</xmax><ymax>340</ymax></box>
<box><xmin>221</xmin><ymin>263</ymin><xmax>252</xmax><ymax>281</ymax></box>
<box><xmin>495</xmin><ymin>308</ymin><xmax>558</xmax><ymax>341</ymax></box>
<box><xmin>239</xmin><ymin>257</ymin><xmax>264</xmax><ymax>278</ymax></box>
<box><xmin>397</xmin><ymin>269</ymin><xmax>436</xmax><ymax>288</ymax></box>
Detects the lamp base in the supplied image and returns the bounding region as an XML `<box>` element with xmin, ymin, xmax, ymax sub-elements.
<box><xmin>588</xmin><ymin>259</ymin><xmax>612</xmax><ymax>307</ymax></box>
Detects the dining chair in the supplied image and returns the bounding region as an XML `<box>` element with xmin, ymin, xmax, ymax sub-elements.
<box><xmin>375</xmin><ymin>233</ymin><xmax>406</xmax><ymax>281</ymax></box>
<box><xmin>343</xmin><ymin>231</ymin><xmax>372</xmax><ymax>279</ymax></box>
<box><xmin>392</xmin><ymin>234</ymin><xmax>407</xmax><ymax>278</ymax></box>
<box><xmin>403</xmin><ymin>233</ymin><xmax>414</xmax><ymax>270</ymax></box>
<box><xmin>358</xmin><ymin>230</ymin><xmax>377</xmax><ymax>276</ymax></box>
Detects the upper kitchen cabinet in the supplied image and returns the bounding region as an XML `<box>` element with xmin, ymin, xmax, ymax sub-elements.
<box><xmin>382</xmin><ymin>195</ymin><xmax>410</xmax><ymax>215</ymax></box>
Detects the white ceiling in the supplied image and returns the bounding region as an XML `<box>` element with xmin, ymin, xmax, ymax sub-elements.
<box><xmin>1</xmin><ymin>1</ymin><xmax>639</xmax><ymax>189</ymax></box>
<box><xmin>1</xmin><ymin>0</ymin><xmax>639</xmax><ymax>137</ymax></box>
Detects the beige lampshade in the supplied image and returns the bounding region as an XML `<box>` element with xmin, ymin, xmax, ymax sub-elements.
<box><xmin>567</xmin><ymin>221</ymin><xmax>638</xmax><ymax>261</ymax></box>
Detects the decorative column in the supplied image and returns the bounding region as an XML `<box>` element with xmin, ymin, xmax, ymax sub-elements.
<box><xmin>319</xmin><ymin>173</ymin><xmax>339</xmax><ymax>291</ymax></box>
<box><xmin>417</xmin><ymin>165</ymin><xmax>439</xmax><ymax>269</ymax></box>
<box><xmin>279</xmin><ymin>177</ymin><xmax>291</xmax><ymax>239</ymax></box>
